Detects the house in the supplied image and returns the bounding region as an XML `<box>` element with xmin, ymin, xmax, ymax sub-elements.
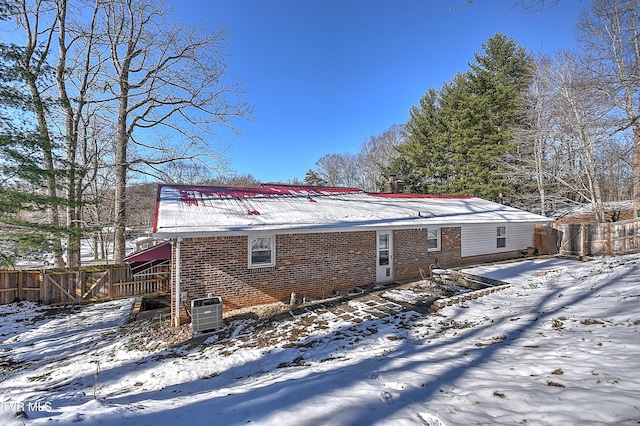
<box><xmin>152</xmin><ymin>182</ymin><xmax>554</xmax><ymax>326</ymax></box>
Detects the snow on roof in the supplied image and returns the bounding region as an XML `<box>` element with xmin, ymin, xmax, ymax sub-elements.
<box><xmin>153</xmin><ymin>184</ymin><xmax>554</xmax><ymax>237</ymax></box>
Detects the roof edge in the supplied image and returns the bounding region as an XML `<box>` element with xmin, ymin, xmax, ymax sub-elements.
<box><xmin>153</xmin><ymin>217</ymin><xmax>554</xmax><ymax>239</ymax></box>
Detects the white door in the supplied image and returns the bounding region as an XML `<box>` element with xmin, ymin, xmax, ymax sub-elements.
<box><xmin>376</xmin><ymin>231</ymin><xmax>393</xmax><ymax>282</ymax></box>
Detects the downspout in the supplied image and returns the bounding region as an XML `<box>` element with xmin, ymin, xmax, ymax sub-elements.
<box><xmin>174</xmin><ymin>236</ymin><xmax>182</xmax><ymax>327</ymax></box>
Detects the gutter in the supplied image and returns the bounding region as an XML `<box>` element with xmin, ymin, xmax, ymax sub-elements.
<box><xmin>154</xmin><ymin>218</ymin><xmax>556</xmax><ymax>240</ymax></box>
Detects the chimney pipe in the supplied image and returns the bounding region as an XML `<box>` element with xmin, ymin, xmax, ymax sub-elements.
<box><xmin>384</xmin><ymin>175</ymin><xmax>404</xmax><ymax>193</ymax></box>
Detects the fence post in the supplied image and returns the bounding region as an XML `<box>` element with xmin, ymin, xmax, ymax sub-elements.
<box><xmin>17</xmin><ymin>270</ymin><xmax>23</xmax><ymax>301</ymax></box>
<box><xmin>41</xmin><ymin>272</ymin><xmax>47</xmax><ymax>304</ymax></box>
<box><xmin>75</xmin><ymin>271</ymin><xmax>81</xmax><ymax>303</ymax></box>
<box><xmin>108</xmin><ymin>265</ymin><xmax>114</xmax><ymax>300</ymax></box>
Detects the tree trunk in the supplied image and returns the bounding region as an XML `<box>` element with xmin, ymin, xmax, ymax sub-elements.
<box><xmin>56</xmin><ymin>0</ymin><xmax>82</xmax><ymax>268</ymax></box>
<box><xmin>113</xmin><ymin>92</ymin><xmax>129</xmax><ymax>263</ymax></box>
<box><xmin>26</xmin><ymin>77</ymin><xmax>65</xmax><ymax>268</ymax></box>
<box><xmin>534</xmin><ymin>135</ymin><xmax>547</xmax><ymax>217</ymax></box>
<box><xmin>634</xmin><ymin>123</ymin><xmax>640</xmax><ymax>216</ymax></box>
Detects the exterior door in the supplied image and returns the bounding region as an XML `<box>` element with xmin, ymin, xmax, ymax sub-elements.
<box><xmin>376</xmin><ymin>231</ymin><xmax>393</xmax><ymax>282</ymax></box>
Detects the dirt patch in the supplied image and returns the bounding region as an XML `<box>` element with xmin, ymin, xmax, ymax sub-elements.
<box><xmin>141</xmin><ymin>295</ymin><xmax>170</xmax><ymax>311</ymax></box>
<box><xmin>124</xmin><ymin>279</ymin><xmax>470</xmax><ymax>352</ymax></box>
<box><xmin>121</xmin><ymin>315</ymin><xmax>192</xmax><ymax>351</ymax></box>
<box><xmin>0</xmin><ymin>357</ymin><xmax>32</xmax><ymax>373</ymax></box>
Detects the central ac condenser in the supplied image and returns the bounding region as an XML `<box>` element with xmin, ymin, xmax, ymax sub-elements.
<box><xmin>191</xmin><ymin>296</ymin><xmax>223</xmax><ymax>332</ymax></box>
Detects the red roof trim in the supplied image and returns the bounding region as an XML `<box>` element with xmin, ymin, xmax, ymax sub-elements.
<box><xmin>158</xmin><ymin>183</ymin><xmax>363</xmax><ymax>203</ymax></box>
<box><xmin>367</xmin><ymin>192</ymin><xmax>473</xmax><ymax>199</ymax></box>
<box><xmin>153</xmin><ymin>184</ymin><xmax>161</xmax><ymax>233</ymax></box>
<box><xmin>260</xmin><ymin>184</ymin><xmax>362</xmax><ymax>194</ymax></box>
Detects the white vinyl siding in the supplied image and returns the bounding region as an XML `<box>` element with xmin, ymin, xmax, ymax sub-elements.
<box><xmin>461</xmin><ymin>223</ymin><xmax>535</xmax><ymax>257</ymax></box>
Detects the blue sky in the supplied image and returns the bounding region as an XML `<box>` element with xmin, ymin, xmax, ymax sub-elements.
<box><xmin>172</xmin><ymin>1</ymin><xmax>588</xmax><ymax>183</ymax></box>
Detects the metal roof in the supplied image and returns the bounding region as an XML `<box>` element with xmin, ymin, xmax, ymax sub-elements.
<box><xmin>153</xmin><ymin>184</ymin><xmax>554</xmax><ymax>238</ymax></box>
<box><xmin>122</xmin><ymin>241</ymin><xmax>171</xmax><ymax>263</ymax></box>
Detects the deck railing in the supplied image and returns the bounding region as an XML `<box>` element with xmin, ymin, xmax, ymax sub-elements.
<box><xmin>0</xmin><ymin>262</ymin><xmax>170</xmax><ymax>305</ymax></box>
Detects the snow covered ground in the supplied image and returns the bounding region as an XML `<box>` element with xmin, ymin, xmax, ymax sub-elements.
<box><xmin>13</xmin><ymin>239</ymin><xmax>137</xmax><ymax>270</ymax></box>
<box><xmin>1</xmin><ymin>254</ymin><xmax>640</xmax><ymax>425</ymax></box>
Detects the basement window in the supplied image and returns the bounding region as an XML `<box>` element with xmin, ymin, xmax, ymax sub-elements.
<box><xmin>249</xmin><ymin>235</ymin><xmax>275</xmax><ymax>268</ymax></box>
<box><xmin>427</xmin><ymin>228</ymin><xmax>441</xmax><ymax>252</ymax></box>
<box><xmin>497</xmin><ymin>226</ymin><xmax>507</xmax><ymax>248</ymax></box>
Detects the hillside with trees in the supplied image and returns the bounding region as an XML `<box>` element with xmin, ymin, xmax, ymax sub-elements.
<box><xmin>309</xmin><ymin>0</ymin><xmax>637</xmax><ymax>222</ymax></box>
<box><xmin>1</xmin><ymin>0</ymin><xmax>638</xmax><ymax>269</ymax></box>
<box><xmin>0</xmin><ymin>0</ymin><xmax>253</xmax><ymax>267</ymax></box>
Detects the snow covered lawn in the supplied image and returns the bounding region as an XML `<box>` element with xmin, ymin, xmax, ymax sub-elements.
<box><xmin>2</xmin><ymin>254</ymin><xmax>640</xmax><ymax>425</ymax></box>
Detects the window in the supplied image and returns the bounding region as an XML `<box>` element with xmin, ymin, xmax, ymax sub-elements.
<box><xmin>497</xmin><ymin>226</ymin><xmax>507</xmax><ymax>248</ymax></box>
<box><xmin>249</xmin><ymin>235</ymin><xmax>275</xmax><ymax>268</ymax></box>
<box><xmin>378</xmin><ymin>233</ymin><xmax>390</xmax><ymax>266</ymax></box>
<box><xmin>427</xmin><ymin>228</ymin><xmax>441</xmax><ymax>251</ymax></box>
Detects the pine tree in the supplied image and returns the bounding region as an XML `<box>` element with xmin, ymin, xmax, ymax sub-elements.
<box><xmin>303</xmin><ymin>169</ymin><xmax>328</xmax><ymax>187</ymax></box>
<box><xmin>395</xmin><ymin>88</ymin><xmax>444</xmax><ymax>193</ymax></box>
<box><xmin>395</xmin><ymin>33</ymin><xmax>531</xmax><ymax>201</ymax></box>
<box><xmin>464</xmin><ymin>33</ymin><xmax>532</xmax><ymax>199</ymax></box>
<box><xmin>0</xmin><ymin>37</ymin><xmax>67</xmax><ymax>267</ymax></box>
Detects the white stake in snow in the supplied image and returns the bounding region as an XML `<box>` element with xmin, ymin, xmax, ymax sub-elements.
<box><xmin>174</xmin><ymin>236</ymin><xmax>182</xmax><ymax>327</ymax></box>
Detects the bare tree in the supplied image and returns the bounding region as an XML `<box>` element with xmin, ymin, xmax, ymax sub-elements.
<box><xmin>98</xmin><ymin>0</ymin><xmax>254</xmax><ymax>261</ymax></box>
<box><xmin>597</xmin><ymin>134</ymin><xmax>633</xmax><ymax>201</ymax></box>
<box><xmin>509</xmin><ymin>57</ymin><xmax>556</xmax><ymax>216</ymax></box>
<box><xmin>315</xmin><ymin>153</ymin><xmax>359</xmax><ymax>188</ymax></box>
<box><xmin>54</xmin><ymin>0</ymin><xmax>108</xmax><ymax>267</ymax></box>
<box><xmin>358</xmin><ymin>124</ymin><xmax>404</xmax><ymax>192</ymax></box>
<box><xmin>462</xmin><ymin>0</ymin><xmax>560</xmax><ymax>13</ymax></box>
<box><xmin>312</xmin><ymin>125</ymin><xmax>403</xmax><ymax>192</ymax></box>
<box><xmin>536</xmin><ymin>51</ymin><xmax>619</xmax><ymax>222</ymax></box>
<box><xmin>159</xmin><ymin>160</ymin><xmax>216</xmax><ymax>185</ymax></box>
<box><xmin>577</xmin><ymin>0</ymin><xmax>640</xmax><ymax>213</ymax></box>
<box><xmin>209</xmin><ymin>173</ymin><xmax>261</xmax><ymax>187</ymax></box>
<box><xmin>81</xmin><ymin>116</ymin><xmax>116</xmax><ymax>261</ymax></box>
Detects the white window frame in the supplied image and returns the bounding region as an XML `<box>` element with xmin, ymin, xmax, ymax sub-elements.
<box><xmin>248</xmin><ymin>235</ymin><xmax>276</xmax><ymax>268</ymax></box>
<box><xmin>427</xmin><ymin>228</ymin><xmax>441</xmax><ymax>252</ymax></box>
<box><xmin>497</xmin><ymin>226</ymin><xmax>507</xmax><ymax>248</ymax></box>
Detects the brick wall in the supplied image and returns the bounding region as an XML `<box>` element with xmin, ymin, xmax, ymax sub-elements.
<box><xmin>459</xmin><ymin>250</ymin><xmax>525</xmax><ymax>265</ymax></box>
<box><xmin>172</xmin><ymin>232</ymin><xmax>376</xmax><ymax>323</ymax></box>
<box><xmin>172</xmin><ymin>227</ymin><xmax>529</xmax><ymax>324</ymax></box>
<box><xmin>393</xmin><ymin>227</ymin><xmax>462</xmax><ymax>280</ymax></box>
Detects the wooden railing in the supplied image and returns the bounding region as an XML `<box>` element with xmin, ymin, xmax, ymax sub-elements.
<box><xmin>0</xmin><ymin>262</ymin><xmax>170</xmax><ymax>305</ymax></box>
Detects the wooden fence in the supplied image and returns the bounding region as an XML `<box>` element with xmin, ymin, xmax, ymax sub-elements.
<box><xmin>556</xmin><ymin>218</ymin><xmax>640</xmax><ymax>257</ymax></box>
<box><xmin>0</xmin><ymin>261</ymin><xmax>170</xmax><ymax>305</ymax></box>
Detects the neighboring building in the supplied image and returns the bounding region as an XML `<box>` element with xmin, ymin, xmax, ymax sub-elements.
<box><xmin>153</xmin><ymin>182</ymin><xmax>554</xmax><ymax>325</ymax></box>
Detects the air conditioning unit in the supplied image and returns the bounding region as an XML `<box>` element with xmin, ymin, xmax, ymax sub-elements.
<box><xmin>191</xmin><ymin>296</ymin><xmax>223</xmax><ymax>332</ymax></box>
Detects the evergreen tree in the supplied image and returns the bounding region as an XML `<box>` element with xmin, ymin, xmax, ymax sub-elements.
<box><xmin>394</xmin><ymin>88</ymin><xmax>442</xmax><ymax>193</ymax></box>
<box><xmin>464</xmin><ymin>33</ymin><xmax>532</xmax><ymax>199</ymax></box>
<box><xmin>395</xmin><ymin>33</ymin><xmax>531</xmax><ymax>200</ymax></box>
<box><xmin>0</xmin><ymin>32</ymin><xmax>67</xmax><ymax>266</ymax></box>
<box><xmin>303</xmin><ymin>169</ymin><xmax>328</xmax><ymax>187</ymax></box>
